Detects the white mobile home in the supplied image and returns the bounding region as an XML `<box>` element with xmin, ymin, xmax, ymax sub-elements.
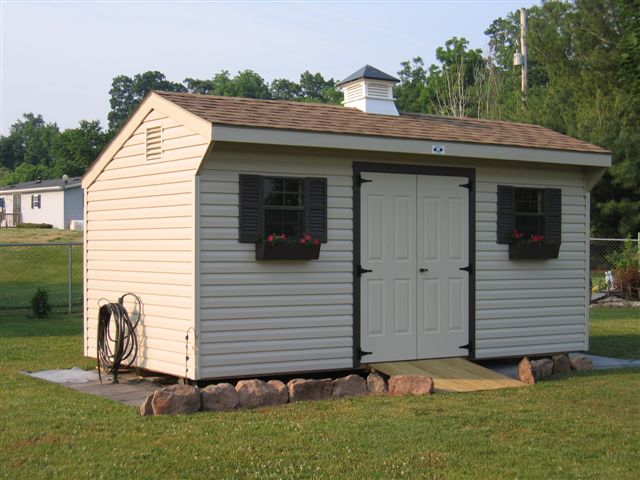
<box><xmin>0</xmin><ymin>177</ymin><xmax>83</xmax><ymax>229</ymax></box>
<box><xmin>82</xmin><ymin>66</ymin><xmax>611</xmax><ymax>381</ymax></box>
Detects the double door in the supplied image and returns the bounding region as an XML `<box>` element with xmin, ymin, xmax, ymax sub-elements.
<box><xmin>360</xmin><ymin>172</ymin><xmax>470</xmax><ymax>362</ymax></box>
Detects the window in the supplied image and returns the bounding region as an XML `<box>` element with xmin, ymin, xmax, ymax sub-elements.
<box><xmin>514</xmin><ymin>188</ymin><xmax>545</xmax><ymax>237</ymax></box>
<box><xmin>496</xmin><ymin>185</ymin><xmax>561</xmax><ymax>245</ymax></box>
<box><xmin>31</xmin><ymin>194</ymin><xmax>41</xmax><ymax>209</ymax></box>
<box><xmin>263</xmin><ymin>177</ymin><xmax>305</xmax><ymax>237</ymax></box>
<box><xmin>238</xmin><ymin>174</ymin><xmax>327</xmax><ymax>243</ymax></box>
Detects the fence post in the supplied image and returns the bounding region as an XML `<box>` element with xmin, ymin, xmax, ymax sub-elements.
<box><xmin>68</xmin><ymin>243</ymin><xmax>72</xmax><ymax>314</ymax></box>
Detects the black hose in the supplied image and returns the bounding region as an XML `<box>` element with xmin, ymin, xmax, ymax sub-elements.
<box><xmin>96</xmin><ymin>293</ymin><xmax>141</xmax><ymax>384</ymax></box>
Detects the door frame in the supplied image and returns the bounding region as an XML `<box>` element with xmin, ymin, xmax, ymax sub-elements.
<box><xmin>353</xmin><ymin>162</ymin><xmax>476</xmax><ymax>367</ymax></box>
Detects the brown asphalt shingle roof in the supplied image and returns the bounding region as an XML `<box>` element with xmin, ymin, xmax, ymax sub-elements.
<box><xmin>156</xmin><ymin>91</ymin><xmax>609</xmax><ymax>154</ymax></box>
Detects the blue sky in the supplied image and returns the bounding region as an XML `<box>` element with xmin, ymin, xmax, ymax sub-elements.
<box><xmin>1</xmin><ymin>0</ymin><xmax>538</xmax><ymax>134</ymax></box>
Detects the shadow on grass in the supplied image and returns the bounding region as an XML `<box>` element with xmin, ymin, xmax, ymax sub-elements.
<box><xmin>0</xmin><ymin>312</ymin><xmax>83</xmax><ymax>338</ymax></box>
<box><xmin>589</xmin><ymin>335</ymin><xmax>640</xmax><ymax>360</ymax></box>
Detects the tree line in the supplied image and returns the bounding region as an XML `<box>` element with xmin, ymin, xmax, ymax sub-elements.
<box><xmin>1</xmin><ymin>0</ymin><xmax>637</xmax><ymax>236</ymax></box>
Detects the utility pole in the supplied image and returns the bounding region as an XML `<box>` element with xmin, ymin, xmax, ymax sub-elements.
<box><xmin>520</xmin><ymin>7</ymin><xmax>528</xmax><ymax>94</ymax></box>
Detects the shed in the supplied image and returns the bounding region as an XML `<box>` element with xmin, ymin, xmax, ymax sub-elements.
<box><xmin>0</xmin><ymin>177</ymin><xmax>83</xmax><ymax>229</ymax></box>
<box><xmin>82</xmin><ymin>66</ymin><xmax>611</xmax><ymax>381</ymax></box>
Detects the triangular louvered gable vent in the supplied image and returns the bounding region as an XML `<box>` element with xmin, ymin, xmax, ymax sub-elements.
<box><xmin>145</xmin><ymin>125</ymin><xmax>162</xmax><ymax>161</ymax></box>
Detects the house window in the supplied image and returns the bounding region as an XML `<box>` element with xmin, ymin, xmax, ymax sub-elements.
<box><xmin>514</xmin><ymin>188</ymin><xmax>545</xmax><ymax>237</ymax></box>
<box><xmin>263</xmin><ymin>177</ymin><xmax>305</xmax><ymax>237</ymax></box>
<box><xmin>238</xmin><ymin>174</ymin><xmax>328</xmax><ymax>243</ymax></box>
<box><xmin>31</xmin><ymin>194</ymin><xmax>41</xmax><ymax>209</ymax></box>
<box><xmin>496</xmin><ymin>185</ymin><xmax>561</xmax><ymax>245</ymax></box>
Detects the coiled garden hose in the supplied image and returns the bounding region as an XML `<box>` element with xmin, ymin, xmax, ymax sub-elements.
<box><xmin>96</xmin><ymin>293</ymin><xmax>141</xmax><ymax>384</ymax></box>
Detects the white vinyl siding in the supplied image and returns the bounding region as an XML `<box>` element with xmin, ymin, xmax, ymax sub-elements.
<box><xmin>84</xmin><ymin>110</ymin><xmax>209</xmax><ymax>378</ymax></box>
<box><xmin>20</xmin><ymin>190</ymin><xmax>64</xmax><ymax>228</ymax></box>
<box><xmin>473</xmin><ymin>165</ymin><xmax>588</xmax><ymax>358</ymax></box>
<box><xmin>198</xmin><ymin>145</ymin><xmax>353</xmax><ymax>379</ymax></box>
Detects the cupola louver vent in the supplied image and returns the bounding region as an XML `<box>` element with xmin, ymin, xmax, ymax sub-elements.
<box><xmin>145</xmin><ymin>125</ymin><xmax>162</xmax><ymax>161</ymax></box>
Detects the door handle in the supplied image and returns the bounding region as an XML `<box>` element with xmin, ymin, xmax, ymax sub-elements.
<box><xmin>419</xmin><ymin>268</ymin><xmax>429</xmax><ymax>273</ymax></box>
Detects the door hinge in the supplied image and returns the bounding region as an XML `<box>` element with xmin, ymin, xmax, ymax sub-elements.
<box><xmin>357</xmin><ymin>265</ymin><xmax>373</xmax><ymax>276</ymax></box>
<box><xmin>358</xmin><ymin>348</ymin><xmax>372</xmax><ymax>358</ymax></box>
<box><xmin>459</xmin><ymin>342</ymin><xmax>471</xmax><ymax>351</ymax></box>
<box><xmin>459</xmin><ymin>180</ymin><xmax>473</xmax><ymax>191</ymax></box>
<box><xmin>460</xmin><ymin>264</ymin><xmax>473</xmax><ymax>275</ymax></box>
<box><xmin>356</xmin><ymin>175</ymin><xmax>372</xmax><ymax>187</ymax></box>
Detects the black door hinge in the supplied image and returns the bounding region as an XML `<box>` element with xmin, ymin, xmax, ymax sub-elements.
<box><xmin>460</xmin><ymin>264</ymin><xmax>473</xmax><ymax>274</ymax></box>
<box><xmin>459</xmin><ymin>342</ymin><xmax>471</xmax><ymax>350</ymax></box>
<box><xmin>356</xmin><ymin>175</ymin><xmax>372</xmax><ymax>187</ymax></box>
<box><xmin>459</xmin><ymin>180</ymin><xmax>473</xmax><ymax>190</ymax></box>
<box><xmin>358</xmin><ymin>348</ymin><xmax>372</xmax><ymax>358</ymax></box>
<box><xmin>357</xmin><ymin>265</ymin><xmax>373</xmax><ymax>276</ymax></box>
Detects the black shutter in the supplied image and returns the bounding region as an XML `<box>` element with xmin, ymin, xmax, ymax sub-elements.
<box><xmin>496</xmin><ymin>185</ymin><xmax>515</xmax><ymax>244</ymax></box>
<box><xmin>545</xmin><ymin>188</ymin><xmax>562</xmax><ymax>245</ymax></box>
<box><xmin>238</xmin><ymin>174</ymin><xmax>262</xmax><ymax>243</ymax></box>
<box><xmin>31</xmin><ymin>195</ymin><xmax>34</xmax><ymax>209</ymax></box>
<box><xmin>305</xmin><ymin>177</ymin><xmax>328</xmax><ymax>243</ymax></box>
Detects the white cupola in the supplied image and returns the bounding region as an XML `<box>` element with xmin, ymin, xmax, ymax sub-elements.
<box><xmin>337</xmin><ymin>65</ymin><xmax>400</xmax><ymax>116</ymax></box>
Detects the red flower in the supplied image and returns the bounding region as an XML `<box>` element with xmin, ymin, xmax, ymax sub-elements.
<box><xmin>267</xmin><ymin>234</ymin><xmax>274</xmax><ymax>242</ymax></box>
<box><xmin>313</xmin><ymin>239</ymin><xmax>321</xmax><ymax>246</ymax></box>
<box><xmin>530</xmin><ymin>234</ymin><xmax>545</xmax><ymax>243</ymax></box>
<box><xmin>511</xmin><ymin>230</ymin><xmax>524</xmax><ymax>240</ymax></box>
<box><xmin>305</xmin><ymin>234</ymin><xmax>312</xmax><ymax>241</ymax></box>
<box><xmin>300</xmin><ymin>238</ymin><xmax>306</xmax><ymax>245</ymax></box>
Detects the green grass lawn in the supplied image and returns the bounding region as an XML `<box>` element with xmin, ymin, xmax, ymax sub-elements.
<box><xmin>0</xmin><ymin>229</ymin><xmax>82</xmax><ymax>310</ymax></box>
<box><xmin>1</xmin><ymin>311</ymin><xmax>639</xmax><ymax>479</ymax></box>
<box><xmin>589</xmin><ymin>307</ymin><xmax>640</xmax><ymax>359</ymax></box>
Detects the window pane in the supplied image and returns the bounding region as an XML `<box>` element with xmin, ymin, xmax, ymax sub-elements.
<box><xmin>515</xmin><ymin>188</ymin><xmax>544</xmax><ymax>214</ymax></box>
<box><xmin>264</xmin><ymin>192</ymin><xmax>284</xmax><ymax>206</ymax></box>
<box><xmin>264</xmin><ymin>178</ymin><xmax>284</xmax><ymax>193</ymax></box>
<box><xmin>515</xmin><ymin>216</ymin><xmax>545</xmax><ymax>237</ymax></box>
<box><xmin>284</xmin><ymin>194</ymin><xmax>302</xmax><ymax>206</ymax></box>
<box><xmin>285</xmin><ymin>179</ymin><xmax>303</xmax><ymax>193</ymax></box>
<box><xmin>264</xmin><ymin>210</ymin><xmax>284</xmax><ymax>235</ymax></box>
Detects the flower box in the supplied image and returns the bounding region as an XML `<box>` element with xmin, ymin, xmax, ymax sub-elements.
<box><xmin>256</xmin><ymin>242</ymin><xmax>321</xmax><ymax>261</ymax></box>
<box><xmin>509</xmin><ymin>243</ymin><xmax>560</xmax><ymax>260</ymax></box>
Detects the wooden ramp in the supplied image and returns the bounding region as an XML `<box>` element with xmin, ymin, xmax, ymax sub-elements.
<box><xmin>370</xmin><ymin>358</ymin><xmax>527</xmax><ymax>393</ymax></box>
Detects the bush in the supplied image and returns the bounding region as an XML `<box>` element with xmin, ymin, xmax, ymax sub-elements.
<box><xmin>17</xmin><ymin>223</ymin><xmax>53</xmax><ymax>229</ymax></box>
<box><xmin>31</xmin><ymin>288</ymin><xmax>52</xmax><ymax>318</ymax></box>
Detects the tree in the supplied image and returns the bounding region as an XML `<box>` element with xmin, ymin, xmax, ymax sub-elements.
<box><xmin>108</xmin><ymin>71</ymin><xmax>186</xmax><ymax>132</ymax></box>
<box><xmin>270</xmin><ymin>78</ymin><xmax>301</xmax><ymax>100</ymax></box>
<box><xmin>50</xmin><ymin>120</ymin><xmax>109</xmax><ymax>177</ymax></box>
<box><xmin>394</xmin><ymin>57</ymin><xmax>429</xmax><ymax>113</ymax></box>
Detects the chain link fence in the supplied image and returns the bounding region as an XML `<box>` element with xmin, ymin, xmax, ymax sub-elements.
<box><xmin>590</xmin><ymin>236</ymin><xmax>639</xmax><ymax>290</ymax></box>
<box><xmin>0</xmin><ymin>242</ymin><xmax>83</xmax><ymax>312</ymax></box>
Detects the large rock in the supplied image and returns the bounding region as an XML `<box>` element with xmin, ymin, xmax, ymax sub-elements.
<box><xmin>518</xmin><ymin>357</ymin><xmax>537</xmax><ymax>385</ymax></box>
<box><xmin>140</xmin><ymin>393</ymin><xmax>155</xmax><ymax>416</ymax></box>
<box><xmin>388</xmin><ymin>375</ymin><xmax>434</xmax><ymax>396</ymax></box>
<box><xmin>287</xmin><ymin>378</ymin><xmax>333</xmax><ymax>402</ymax></box>
<box><xmin>531</xmin><ymin>358</ymin><xmax>554</xmax><ymax>379</ymax></box>
<box><xmin>201</xmin><ymin>383</ymin><xmax>239</xmax><ymax>412</ymax></box>
<box><xmin>235</xmin><ymin>379</ymin><xmax>288</xmax><ymax>409</ymax></box>
<box><xmin>552</xmin><ymin>354</ymin><xmax>572</xmax><ymax>375</ymax></box>
<box><xmin>569</xmin><ymin>354</ymin><xmax>594</xmax><ymax>372</ymax></box>
<box><xmin>367</xmin><ymin>372</ymin><xmax>388</xmax><ymax>394</ymax></box>
<box><xmin>332</xmin><ymin>374</ymin><xmax>367</xmax><ymax>397</ymax></box>
<box><xmin>151</xmin><ymin>384</ymin><xmax>200</xmax><ymax>415</ymax></box>
<box><xmin>267</xmin><ymin>380</ymin><xmax>289</xmax><ymax>404</ymax></box>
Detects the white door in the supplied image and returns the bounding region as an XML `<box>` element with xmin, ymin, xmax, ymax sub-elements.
<box><xmin>360</xmin><ymin>173</ymin><xmax>417</xmax><ymax>362</ymax></box>
<box><xmin>416</xmin><ymin>175</ymin><xmax>469</xmax><ymax>358</ymax></box>
<box><xmin>360</xmin><ymin>172</ymin><xmax>470</xmax><ymax>362</ymax></box>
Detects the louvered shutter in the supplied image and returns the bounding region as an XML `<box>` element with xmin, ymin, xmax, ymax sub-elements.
<box><xmin>496</xmin><ymin>185</ymin><xmax>515</xmax><ymax>244</ymax></box>
<box><xmin>305</xmin><ymin>177</ymin><xmax>328</xmax><ymax>243</ymax></box>
<box><xmin>238</xmin><ymin>174</ymin><xmax>262</xmax><ymax>242</ymax></box>
<box><xmin>31</xmin><ymin>195</ymin><xmax>35</xmax><ymax>209</ymax></box>
<box><xmin>544</xmin><ymin>188</ymin><xmax>562</xmax><ymax>245</ymax></box>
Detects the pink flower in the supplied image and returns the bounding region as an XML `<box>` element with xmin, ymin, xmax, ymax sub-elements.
<box><xmin>267</xmin><ymin>234</ymin><xmax>274</xmax><ymax>242</ymax></box>
<box><xmin>305</xmin><ymin>234</ymin><xmax>312</xmax><ymax>241</ymax></box>
<box><xmin>511</xmin><ymin>230</ymin><xmax>524</xmax><ymax>240</ymax></box>
<box><xmin>300</xmin><ymin>238</ymin><xmax>306</xmax><ymax>245</ymax></box>
<box><xmin>313</xmin><ymin>239</ymin><xmax>321</xmax><ymax>246</ymax></box>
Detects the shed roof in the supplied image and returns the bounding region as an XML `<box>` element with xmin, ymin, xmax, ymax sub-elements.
<box><xmin>0</xmin><ymin>177</ymin><xmax>82</xmax><ymax>194</ymax></box>
<box><xmin>155</xmin><ymin>91</ymin><xmax>608</xmax><ymax>154</ymax></box>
